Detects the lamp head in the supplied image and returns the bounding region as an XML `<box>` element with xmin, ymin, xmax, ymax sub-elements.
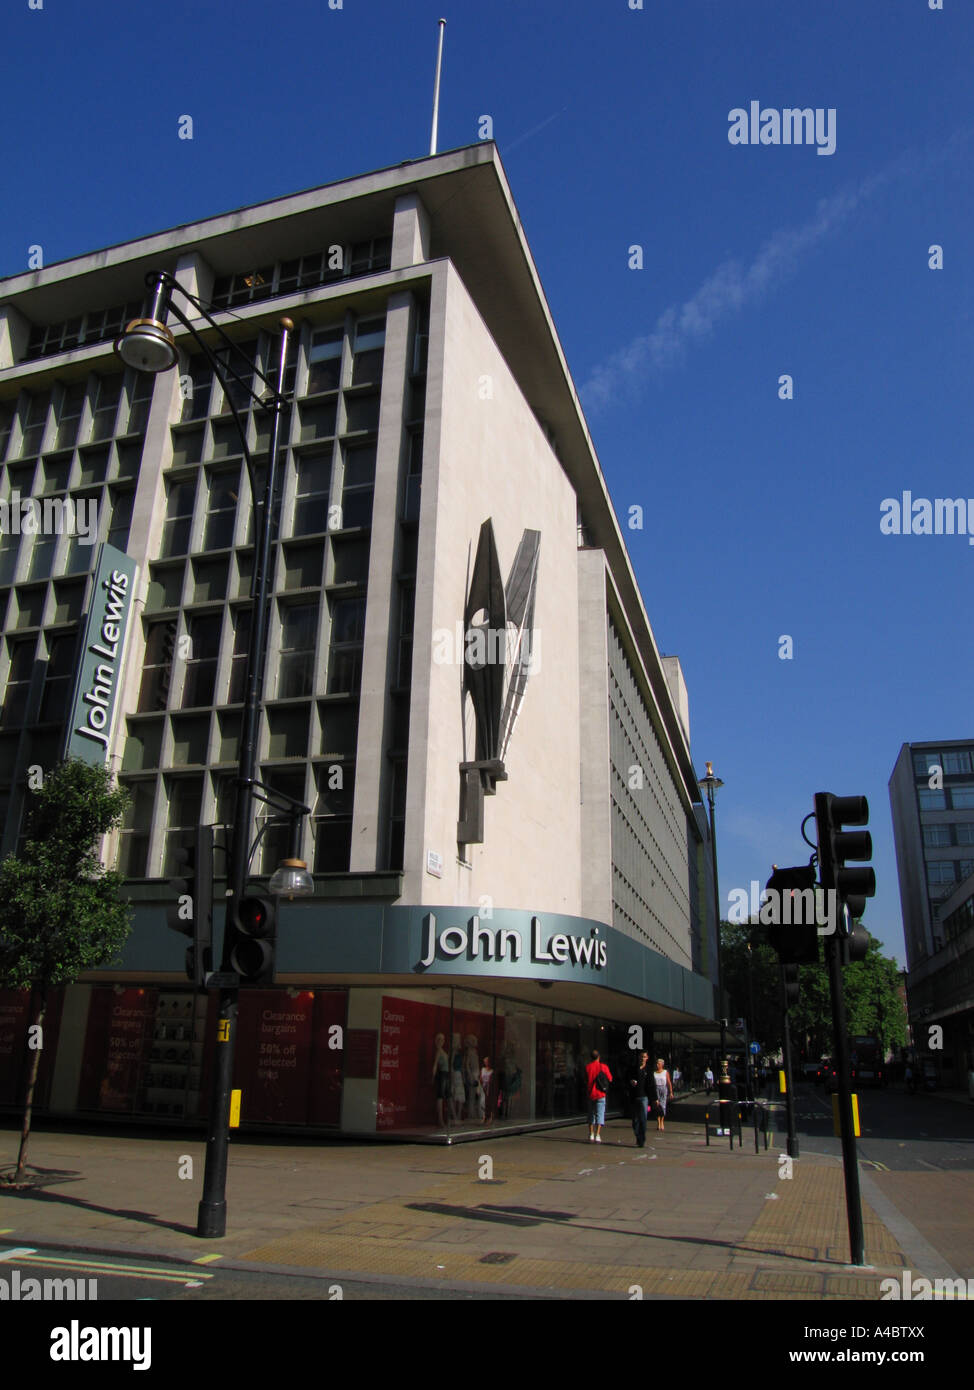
<box><xmin>114</xmin><ymin>317</ymin><xmax>178</xmax><ymax>373</ymax></box>
<box><xmin>268</xmin><ymin>858</ymin><xmax>314</xmax><ymax>900</ymax></box>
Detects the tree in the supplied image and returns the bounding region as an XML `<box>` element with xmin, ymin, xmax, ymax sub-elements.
<box><xmin>0</xmin><ymin>759</ymin><xmax>131</xmax><ymax>1184</ymax></box>
<box><xmin>721</xmin><ymin>919</ymin><xmax>908</xmax><ymax>1062</ymax></box>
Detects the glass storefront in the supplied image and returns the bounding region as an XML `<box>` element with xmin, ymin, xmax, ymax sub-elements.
<box><xmin>1</xmin><ymin>982</ymin><xmax>690</xmax><ymax>1138</ymax></box>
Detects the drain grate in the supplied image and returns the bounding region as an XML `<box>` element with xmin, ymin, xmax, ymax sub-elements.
<box><xmin>479</xmin><ymin>1251</ymin><xmax>517</xmax><ymax>1265</ymax></box>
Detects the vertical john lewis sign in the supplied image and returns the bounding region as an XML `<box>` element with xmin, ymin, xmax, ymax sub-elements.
<box><xmin>64</xmin><ymin>544</ymin><xmax>138</xmax><ymax>764</ymax></box>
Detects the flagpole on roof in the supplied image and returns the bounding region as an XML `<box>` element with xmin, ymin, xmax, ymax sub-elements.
<box><xmin>429</xmin><ymin>18</ymin><xmax>446</xmax><ymax>156</ymax></box>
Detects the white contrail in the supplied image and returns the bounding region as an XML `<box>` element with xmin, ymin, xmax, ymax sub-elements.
<box><xmin>579</xmin><ymin>156</ymin><xmax>925</xmax><ymax>411</ymax></box>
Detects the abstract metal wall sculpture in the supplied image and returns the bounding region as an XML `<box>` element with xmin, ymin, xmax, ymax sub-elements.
<box><xmin>458</xmin><ymin>518</ymin><xmax>541</xmax><ymax>845</ymax></box>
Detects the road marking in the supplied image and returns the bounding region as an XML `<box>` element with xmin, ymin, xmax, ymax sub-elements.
<box><xmin>9</xmin><ymin>1253</ymin><xmax>215</xmax><ymax>1284</ymax></box>
<box><xmin>193</xmin><ymin>1253</ymin><xmax>223</xmax><ymax>1264</ymax></box>
<box><xmin>0</xmin><ymin>1247</ymin><xmax>36</xmax><ymax>1260</ymax></box>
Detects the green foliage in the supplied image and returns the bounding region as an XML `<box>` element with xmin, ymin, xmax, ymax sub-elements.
<box><xmin>0</xmin><ymin>760</ymin><xmax>132</xmax><ymax>989</ymax></box>
<box><xmin>721</xmin><ymin>918</ymin><xmax>908</xmax><ymax>1060</ymax></box>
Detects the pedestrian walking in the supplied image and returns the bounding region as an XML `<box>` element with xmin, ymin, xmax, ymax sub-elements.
<box><xmin>585</xmin><ymin>1049</ymin><xmax>612</xmax><ymax>1143</ymax></box>
<box><xmin>704</xmin><ymin>1065</ymin><xmax>714</xmax><ymax>1095</ymax></box>
<box><xmin>653</xmin><ymin>1057</ymin><xmax>674</xmax><ymax>1132</ymax></box>
<box><xmin>629</xmin><ymin>1050</ymin><xmax>652</xmax><ymax>1147</ymax></box>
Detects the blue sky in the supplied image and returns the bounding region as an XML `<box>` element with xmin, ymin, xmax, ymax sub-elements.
<box><xmin>4</xmin><ymin>0</ymin><xmax>972</xmax><ymax>965</ymax></box>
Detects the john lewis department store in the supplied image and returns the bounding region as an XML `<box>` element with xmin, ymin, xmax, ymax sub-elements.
<box><xmin>0</xmin><ymin>144</ymin><xmax>721</xmax><ymax>1138</ymax></box>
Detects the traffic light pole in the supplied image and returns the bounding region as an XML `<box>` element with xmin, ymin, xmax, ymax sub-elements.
<box><xmin>196</xmin><ymin>319</ymin><xmax>293</xmax><ymax>1240</ymax></box>
<box><xmin>825</xmin><ymin>929</ymin><xmax>865</xmax><ymax>1266</ymax></box>
<box><xmin>779</xmin><ymin>968</ymin><xmax>799</xmax><ymax>1159</ymax></box>
<box><xmin>815</xmin><ymin>791</ymin><xmax>873</xmax><ymax>1268</ymax></box>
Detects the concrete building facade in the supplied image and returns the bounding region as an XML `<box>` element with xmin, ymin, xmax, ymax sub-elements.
<box><xmin>0</xmin><ymin>144</ymin><xmax>719</xmax><ymax>1136</ymax></box>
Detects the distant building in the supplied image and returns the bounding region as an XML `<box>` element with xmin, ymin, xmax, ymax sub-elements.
<box><xmin>0</xmin><ymin>143</ymin><xmax>719</xmax><ymax>1135</ymax></box>
<box><xmin>889</xmin><ymin>740</ymin><xmax>974</xmax><ymax>1085</ymax></box>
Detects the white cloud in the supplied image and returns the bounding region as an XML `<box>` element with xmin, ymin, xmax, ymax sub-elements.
<box><xmin>580</xmin><ymin>167</ymin><xmax>897</xmax><ymax>410</ymax></box>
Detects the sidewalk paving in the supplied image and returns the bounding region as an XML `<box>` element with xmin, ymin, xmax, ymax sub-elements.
<box><xmin>0</xmin><ymin>1109</ymin><xmax>967</xmax><ymax>1298</ymax></box>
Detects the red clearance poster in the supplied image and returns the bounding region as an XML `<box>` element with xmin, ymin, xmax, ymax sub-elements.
<box><xmin>376</xmin><ymin>995</ymin><xmax>451</xmax><ymax>1130</ymax></box>
<box><xmin>78</xmin><ymin>987</ymin><xmax>156</xmax><ymax>1111</ymax></box>
<box><xmin>0</xmin><ymin>988</ymin><xmax>65</xmax><ymax>1109</ymax></box>
<box><xmin>236</xmin><ymin>990</ymin><xmax>314</xmax><ymax>1123</ymax></box>
<box><xmin>0</xmin><ymin>990</ymin><xmax>33</xmax><ymax>1105</ymax></box>
<box><xmin>308</xmin><ymin>990</ymin><xmax>347</xmax><ymax>1126</ymax></box>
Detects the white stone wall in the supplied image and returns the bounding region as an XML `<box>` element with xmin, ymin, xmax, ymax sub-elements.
<box><xmin>403</xmin><ymin>263</ymin><xmax>582</xmax><ymax>915</ymax></box>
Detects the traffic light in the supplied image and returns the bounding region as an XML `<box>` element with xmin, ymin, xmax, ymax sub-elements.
<box><xmin>165</xmin><ymin>825</ymin><xmax>214</xmax><ymax>988</ymax></box>
<box><xmin>814</xmin><ymin>793</ymin><xmax>876</xmax><ymax>932</ymax></box>
<box><xmin>782</xmin><ymin>964</ymin><xmax>800</xmax><ymax>1008</ymax></box>
<box><xmin>228</xmin><ymin>889</ymin><xmax>277</xmax><ymax>986</ymax></box>
<box><xmin>841</xmin><ymin>921</ymin><xmax>870</xmax><ymax>965</ymax></box>
<box><xmin>764</xmin><ymin>864</ymin><xmax>820</xmax><ymax>964</ymax></box>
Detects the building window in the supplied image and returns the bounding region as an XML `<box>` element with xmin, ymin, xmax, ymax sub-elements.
<box><xmin>277</xmin><ymin>604</ymin><xmax>318</xmax><ymax>699</ymax></box>
<box><xmin>918</xmin><ymin>788</ymin><xmax>946</xmax><ymax>811</ymax></box>
<box><xmin>227</xmin><ymin>608</ymin><xmax>251</xmax><ymax>704</ymax></box>
<box><xmin>137</xmin><ymin>620</ymin><xmax>177</xmax><ymax>712</ymax></box>
<box><xmin>217</xmin><ymin>340</ymin><xmax>259</xmax><ymax>417</ymax></box>
<box><xmin>0</xmin><ymin>530</ymin><xmax>21</xmax><ymax>587</ymax></box>
<box><xmin>955</xmin><ymin>823</ymin><xmax>974</xmax><ymax>846</ymax></box>
<box><xmin>403</xmin><ymin>431</ymin><xmax>422</xmax><ymax>521</ymax></box>
<box><xmin>126</xmin><ymin>373</ymin><xmax>154</xmax><ymax>436</ymax></box>
<box><xmin>396</xmin><ymin>584</ymin><xmax>414</xmax><ymax>687</ymax></box>
<box><xmin>258</xmin><ymin>767</ymin><xmax>307</xmax><ymax>874</ymax></box>
<box><xmin>923</xmin><ymin>824</ymin><xmax>952</xmax><ymax>848</ymax></box>
<box><xmin>313</xmin><ymin>763</ymin><xmax>353</xmax><ymax>873</ymax></box>
<box><xmin>117</xmin><ymin>779</ymin><xmax>155</xmax><ymax>878</ymax></box>
<box><xmin>181</xmin><ymin>614</ymin><xmax>222</xmax><ymax>708</ymax></box>
<box><xmin>1</xmin><ymin>636</ymin><xmax>37</xmax><ymax>724</ymax></box>
<box><xmin>926</xmin><ymin>862</ymin><xmax>956</xmax><ymax>889</ymax></box>
<box><xmin>160</xmin><ymin>477</ymin><xmax>197</xmax><ymax>558</ymax></box>
<box><xmin>90</xmin><ymin>376</ymin><xmax>122</xmax><ymax>442</ymax></box>
<box><xmin>55</xmin><ymin>383</ymin><xmax>87</xmax><ymax>451</ymax></box>
<box><xmin>163</xmin><ymin>776</ymin><xmax>204</xmax><ymax>876</ymax></box>
<box><xmin>340</xmin><ymin>442</ymin><xmax>375</xmax><ymax>529</ymax></box>
<box><xmin>350</xmin><ymin>318</ymin><xmax>385</xmax><ymax>387</ymax></box>
<box><xmin>951</xmin><ymin>785</ymin><xmax>974</xmax><ymax>809</ymax></box>
<box><xmin>292</xmin><ymin>452</ymin><xmax>332</xmax><ymax>537</ymax></box>
<box><xmin>38</xmin><ymin>631</ymin><xmax>77</xmax><ymax>723</ymax></box>
<box><xmin>19</xmin><ymin>392</ymin><xmax>49</xmax><ymax>457</ymax></box>
<box><xmin>308</xmin><ymin>327</ymin><xmax>343</xmax><ymax>395</ymax></box>
<box><xmin>203</xmin><ymin>471</ymin><xmax>239</xmax><ymax>550</ymax></box>
<box><xmin>181</xmin><ymin>360</ymin><xmax>212</xmax><ymax>421</ymax></box>
<box><xmin>943</xmin><ymin>751</ymin><xmax>973</xmax><ymax>775</ymax></box>
<box><xmin>107</xmin><ymin>488</ymin><xmax>134</xmax><ymax>552</ymax></box>
<box><xmin>0</xmin><ymin>402</ymin><xmax>14</xmax><ymax>462</ymax></box>
<box><xmin>327</xmin><ymin>596</ymin><xmax>365</xmax><ymax>696</ymax></box>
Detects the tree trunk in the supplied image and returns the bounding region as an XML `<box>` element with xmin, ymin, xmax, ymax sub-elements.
<box><xmin>14</xmin><ymin>985</ymin><xmax>47</xmax><ymax>1183</ymax></box>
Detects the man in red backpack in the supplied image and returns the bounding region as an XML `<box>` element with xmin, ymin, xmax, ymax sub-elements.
<box><xmin>585</xmin><ymin>1049</ymin><xmax>612</xmax><ymax>1143</ymax></box>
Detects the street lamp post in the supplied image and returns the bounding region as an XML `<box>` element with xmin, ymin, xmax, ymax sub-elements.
<box><xmin>699</xmin><ymin>761</ymin><xmax>726</xmax><ymax>1065</ymax></box>
<box><xmin>116</xmin><ymin>273</ymin><xmax>295</xmax><ymax>1237</ymax></box>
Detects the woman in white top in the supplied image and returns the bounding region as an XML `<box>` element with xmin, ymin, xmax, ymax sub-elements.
<box><xmin>654</xmin><ymin>1058</ymin><xmax>675</xmax><ymax>1132</ymax></box>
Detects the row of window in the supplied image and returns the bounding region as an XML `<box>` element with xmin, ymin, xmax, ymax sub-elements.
<box><xmin>15</xmin><ymin>235</ymin><xmax>393</xmax><ymax>366</ymax></box>
<box><xmin>1</xmin><ymin>373</ymin><xmax>152</xmax><ymax>462</ymax></box>
<box><xmin>926</xmin><ymin>859</ymin><xmax>974</xmax><ymax>891</ymax></box>
<box><xmin>918</xmin><ymin>785</ymin><xmax>974</xmax><ymax>811</ymax></box>
<box><xmin>913</xmin><ymin>749</ymin><xmax>974</xmax><ymax>778</ymax></box>
<box><xmin>923</xmin><ymin>822</ymin><xmax>974</xmax><ymax>848</ymax></box>
<box><xmin>117</xmin><ymin>763</ymin><xmax>355</xmax><ymax>879</ymax></box>
<box><xmin>209</xmin><ymin>239</ymin><xmax>392</xmax><ymax>310</ymax></box>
